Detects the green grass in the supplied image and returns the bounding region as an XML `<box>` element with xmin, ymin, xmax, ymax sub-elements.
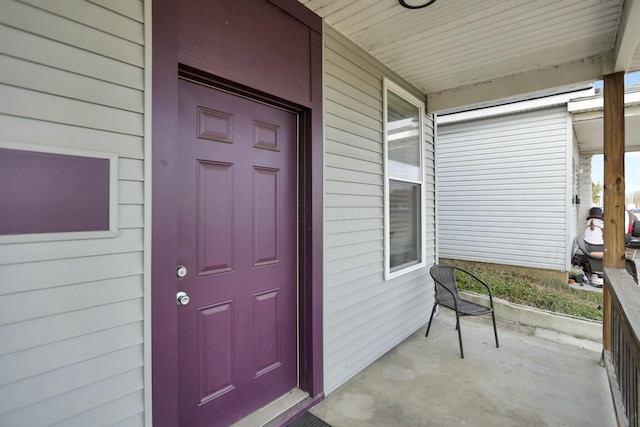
<box><xmin>448</xmin><ymin>262</ymin><xmax>603</xmax><ymax>322</ymax></box>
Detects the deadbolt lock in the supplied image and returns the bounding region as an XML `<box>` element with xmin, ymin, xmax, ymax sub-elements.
<box><xmin>177</xmin><ymin>265</ymin><xmax>187</xmax><ymax>278</ymax></box>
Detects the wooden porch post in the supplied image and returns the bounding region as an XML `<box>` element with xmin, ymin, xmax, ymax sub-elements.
<box><xmin>602</xmin><ymin>72</ymin><xmax>625</xmax><ymax>352</ymax></box>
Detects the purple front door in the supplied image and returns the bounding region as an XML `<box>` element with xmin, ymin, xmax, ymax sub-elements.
<box><xmin>177</xmin><ymin>79</ymin><xmax>298</xmax><ymax>426</ymax></box>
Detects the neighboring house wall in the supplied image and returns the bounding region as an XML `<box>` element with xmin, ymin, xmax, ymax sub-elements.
<box><xmin>437</xmin><ymin>107</ymin><xmax>571</xmax><ymax>272</ymax></box>
<box><xmin>0</xmin><ymin>1</ymin><xmax>147</xmax><ymax>426</ymax></box>
<box><xmin>323</xmin><ymin>25</ymin><xmax>435</xmax><ymax>394</ymax></box>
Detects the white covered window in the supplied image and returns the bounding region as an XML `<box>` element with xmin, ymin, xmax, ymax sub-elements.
<box><xmin>384</xmin><ymin>78</ymin><xmax>425</xmax><ymax>279</ymax></box>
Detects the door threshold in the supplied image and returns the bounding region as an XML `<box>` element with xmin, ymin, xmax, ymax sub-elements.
<box><xmin>231</xmin><ymin>388</ymin><xmax>309</xmax><ymax>427</ymax></box>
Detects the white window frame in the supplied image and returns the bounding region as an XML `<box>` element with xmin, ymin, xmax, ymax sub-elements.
<box><xmin>383</xmin><ymin>78</ymin><xmax>426</xmax><ymax>280</ymax></box>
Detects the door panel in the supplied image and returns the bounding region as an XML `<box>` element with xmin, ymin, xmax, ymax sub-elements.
<box><xmin>197</xmin><ymin>161</ymin><xmax>234</xmax><ymax>275</ymax></box>
<box><xmin>198</xmin><ymin>301</ymin><xmax>234</xmax><ymax>401</ymax></box>
<box><xmin>177</xmin><ymin>79</ymin><xmax>298</xmax><ymax>427</ymax></box>
<box><xmin>253</xmin><ymin>167</ymin><xmax>280</xmax><ymax>265</ymax></box>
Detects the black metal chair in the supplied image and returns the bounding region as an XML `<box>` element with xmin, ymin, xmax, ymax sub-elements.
<box><xmin>427</xmin><ymin>265</ymin><xmax>499</xmax><ymax>358</ymax></box>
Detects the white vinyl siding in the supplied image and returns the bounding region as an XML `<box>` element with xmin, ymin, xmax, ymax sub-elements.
<box><xmin>323</xmin><ymin>25</ymin><xmax>435</xmax><ymax>394</ymax></box>
<box><xmin>0</xmin><ymin>1</ymin><xmax>146</xmax><ymax>426</ymax></box>
<box><xmin>436</xmin><ymin>107</ymin><xmax>570</xmax><ymax>271</ymax></box>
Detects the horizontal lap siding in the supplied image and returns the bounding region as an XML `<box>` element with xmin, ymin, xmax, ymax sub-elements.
<box><xmin>323</xmin><ymin>26</ymin><xmax>435</xmax><ymax>394</ymax></box>
<box><xmin>0</xmin><ymin>1</ymin><xmax>145</xmax><ymax>426</ymax></box>
<box><xmin>437</xmin><ymin>107</ymin><xmax>569</xmax><ymax>271</ymax></box>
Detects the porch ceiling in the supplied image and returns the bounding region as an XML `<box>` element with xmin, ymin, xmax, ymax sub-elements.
<box><xmin>298</xmin><ymin>0</ymin><xmax>640</xmax><ymax>112</ymax></box>
<box><xmin>570</xmin><ymin>87</ymin><xmax>640</xmax><ymax>154</ymax></box>
<box><xmin>572</xmin><ymin>114</ymin><xmax>640</xmax><ymax>155</ymax></box>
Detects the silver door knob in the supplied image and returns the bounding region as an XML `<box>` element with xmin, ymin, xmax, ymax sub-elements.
<box><xmin>177</xmin><ymin>265</ymin><xmax>187</xmax><ymax>278</ymax></box>
<box><xmin>176</xmin><ymin>291</ymin><xmax>190</xmax><ymax>306</ymax></box>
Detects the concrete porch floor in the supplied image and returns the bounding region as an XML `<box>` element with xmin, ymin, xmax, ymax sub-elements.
<box><xmin>309</xmin><ymin>310</ymin><xmax>615</xmax><ymax>426</ymax></box>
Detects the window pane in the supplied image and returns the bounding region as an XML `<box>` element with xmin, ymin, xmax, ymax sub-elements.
<box><xmin>389</xmin><ymin>180</ymin><xmax>421</xmax><ymax>270</ymax></box>
<box><xmin>387</xmin><ymin>90</ymin><xmax>420</xmax><ymax>181</ymax></box>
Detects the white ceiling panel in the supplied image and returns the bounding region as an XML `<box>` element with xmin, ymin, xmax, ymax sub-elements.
<box><xmin>574</xmin><ymin>118</ymin><xmax>640</xmax><ymax>155</ymax></box>
<box><xmin>571</xmin><ymin>87</ymin><xmax>640</xmax><ymax>154</ymax></box>
<box><xmin>299</xmin><ymin>0</ymin><xmax>640</xmax><ymax>111</ymax></box>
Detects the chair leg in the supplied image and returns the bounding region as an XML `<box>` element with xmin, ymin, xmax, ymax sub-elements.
<box><xmin>491</xmin><ymin>310</ymin><xmax>499</xmax><ymax>348</ymax></box>
<box><xmin>425</xmin><ymin>303</ymin><xmax>438</xmax><ymax>337</ymax></box>
<box><xmin>456</xmin><ymin>312</ymin><xmax>464</xmax><ymax>358</ymax></box>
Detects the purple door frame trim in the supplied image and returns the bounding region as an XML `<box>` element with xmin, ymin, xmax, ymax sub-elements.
<box><xmin>151</xmin><ymin>0</ymin><xmax>179</xmax><ymax>423</ymax></box>
<box><xmin>151</xmin><ymin>2</ymin><xmax>324</xmax><ymax>426</ymax></box>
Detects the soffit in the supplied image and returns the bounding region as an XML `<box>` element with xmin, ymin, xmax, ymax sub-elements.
<box><xmin>571</xmin><ymin>87</ymin><xmax>640</xmax><ymax>154</ymax></box>
<box><xmin>573</xmin><ymin>115</ymin><xmax>640</xmax><ymax>155</ymax></box>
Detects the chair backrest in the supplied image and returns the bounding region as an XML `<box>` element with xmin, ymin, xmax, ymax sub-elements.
<box><xmin>577</xmin><ymin>237</ymin><xmax>604</xmax><ymax>256</ymax></box>
<box><xmin>430</xmin><ymin>265</ymin><xmax>459</xmax><ymax>306</ymax></box>
<box><xmin>576</xmin><ymin>236</ymin><xmax>588</xmax><ymax>254</ymax></box>
<box><xmin>585</xmin><ymin>240</ymin><xmax>604</xmax><ymax>254</ymax></box>
<box><xmin>576</xmin><ymin>237</ymin><xmax>604</xmax><ymax>273</ymax></box>
<box><xmin>578</xmin><ymin>236</ymin><xmax>603</xmax><ymax>254</ymax></box>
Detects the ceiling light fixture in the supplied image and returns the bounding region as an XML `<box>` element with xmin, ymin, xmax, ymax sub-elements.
<box><xmin>398</xmin><ymin>0</ymin><xmax>437</xmax><ymax>9</ymax></box>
